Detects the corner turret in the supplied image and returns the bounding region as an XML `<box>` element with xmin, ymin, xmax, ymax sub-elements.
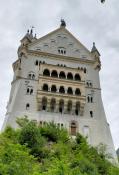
<box><xmin>91</xmin><ymin>42</ymin><xmax>101</xmax><ymax>70</ymax></box>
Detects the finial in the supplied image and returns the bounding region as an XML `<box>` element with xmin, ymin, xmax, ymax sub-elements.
<box><xmin>60</xmin><ymin>19</ymin><xmax>66</xmax><ymax>27</ymax></box>
<box><xmin>27</xmin><ymin>29</ymin><xmax>29</xmax><ymax>34</ymax></box>
<box><xmin>93</xmin><ymin>42</ymin><xmax>95</xmax><ymax>47</ymax></box>
<box><xmin>30</xmin><ymin>26</ymin><xmax>35</xmax><ymax>35</ymax></box>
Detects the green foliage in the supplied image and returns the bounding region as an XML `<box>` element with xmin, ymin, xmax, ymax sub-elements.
<box><xmin>0</xmin><ymin>117</ymin><xmax>118</xmax><ymax>175</ymax></box>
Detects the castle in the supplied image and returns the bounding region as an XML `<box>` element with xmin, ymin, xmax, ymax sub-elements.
<box><xmin>3</xmin><ymin>20</ymin><xmax>117</xmax><ymax>161</ymax></box>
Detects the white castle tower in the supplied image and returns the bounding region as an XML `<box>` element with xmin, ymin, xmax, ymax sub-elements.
<box><xmin>3</xmin><ymin>20</ymin><xmax>117</xmax><ymax>160</ymax></box>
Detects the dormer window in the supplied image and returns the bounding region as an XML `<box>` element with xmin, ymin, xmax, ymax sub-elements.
<box><xmin>58</xmin><ymin>47</ymin><xmax>66</xmax><ymax>55</ymax></box>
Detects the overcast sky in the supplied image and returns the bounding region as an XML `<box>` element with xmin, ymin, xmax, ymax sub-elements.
<box><xmin>0</xmin><ymin>0</ymin><xmax>119</xmax><ymax>149</ymax></box>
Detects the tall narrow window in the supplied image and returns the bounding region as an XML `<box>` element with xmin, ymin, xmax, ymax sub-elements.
<box><xmin>50</xmin><ymin>98</ymin><xmax>56</xmax><ymax>112</ymax></box>
<box><xmin>59</xmin><ymin>99</ymin><xmax>64</xmax><ymax>114</ymax></box>
<box><xmin>70</xmin><ymin>121</ymin><xmax>77</xmax><ymax>136</ymax></box>
<box><xmin>90</xmin><ymin>111</ymin><xmax>93</xmax><ymax>118</ymax></box>
<box><xmin>67</xmin><ymin>100</ymin><xmax>72</xmax><ymax>114</ymax></box>
<box><xmin>35</xmin><ymin>60</ymin><xmax>38</xmax><ymax>66</ymax></box>
<box><xmin>26</xmin><ymin>103</ymin><xmax>30</xmax><ymax>110</ymax></box>
<box><xmin>75</xmin><ymin>102</ymin><xmax>80</xmax><ymax>116</ymax></box>
<box><xmin>30</xmin><ymin>89</ymin><xmax>33</xmax><ymax>95</ymax></box>
<box><xmin>42</xmin><ymin>97</ymin><xmax>47</xmax><ymax>111</ymax></box>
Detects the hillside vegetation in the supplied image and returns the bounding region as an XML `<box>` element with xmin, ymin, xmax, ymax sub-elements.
<box><xmin>0</xmin><ymin>117</ymin><xmax>119</xmax><ymax>175</ymax></box>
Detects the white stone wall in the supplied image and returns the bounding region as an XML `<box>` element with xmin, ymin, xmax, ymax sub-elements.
<box><xmin>3</xmin><ymin>27</ymin><xmax>117</xmax><ymax>162</ymax></box>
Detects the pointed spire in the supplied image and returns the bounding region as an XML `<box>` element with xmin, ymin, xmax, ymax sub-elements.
<box><xmin>91</xmin><ymin>42</ymin><xmax>100</xmax><ymax>56</ymax></box>
<box><xmin>60</xmin><ymin>19</ymin><xmax>66</xmax><ymax>27</ymax></box>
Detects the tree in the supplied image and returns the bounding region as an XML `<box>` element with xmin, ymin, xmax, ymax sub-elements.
<box><xmin>1</xmin><ymin>117</ymin><xmax>119</xmax><ymax>175</ymax></box>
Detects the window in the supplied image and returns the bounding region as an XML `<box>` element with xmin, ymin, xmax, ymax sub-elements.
<box><xmin>75</xmin><ymin>102</ymin><xmax>80</xmax><ymax>116</ymax></box>
<box><xmin>90</xmin><ymin>111</ymin><xmax>93</xmax><ymax>118</ymax></box>
<box><xmin>59</xmin><ymin>71</ymin><xmax>66</xmax><ymax>79</ymax></box>
<box><xmin>59</xmin><ymin>99</ymin><xmax>64</xmax><ymax>114</ymax></box>
<box><xmin>50</xmin><ymin>98</ymin><xmax>56</xmax><ymax>112</ymax></box>
<box><xmin>67</xmin><ymin>100</ymin><xmax>72</xmax><ymax>113</ymax></box>
<box><xmin>86</xmin><ymin>81</ymin><xmax>93</xmax><ymax>87</ymax></box>
<box><xmin>26</xmin><ymin>87</ymin><xmax>33</xmax><ymax>95</ymax></box>
<box><xmin>59</xmin><ymin>86</ymin><xmax>65</xmax><ymax>94</ymax></box>
<box><xmin>61</xmin><ymin>123</ymin><xmax>64</xmax><ymax>127</ymax></box>
<box><xmin>42</xmin><ymin>97</ymin><xmax>47</xmax><ymax>111</ymax></box>
<box><xmin>67</xmin><ymin>72</ymin><xmax>73</xmax><ymax>80</ymax></box>
<box><xmin>51</xmin><ymin>70</ymin><xmax>58</xmax><ymax>78</ymax></box>
<box><xmin>27</xmin><ymin>88</ymin><xmax>29</xmax><ymax>94</ymax></box>
<box><xmin>87</xmin><ymin>96</ymin><xmax>93</xmax><ymax>103</ymax></box>
<box><xmin>30</xmin><ymin>89</ymin><xmax>33</xmax><ymax>95</ymax></box>
<box><xmin>70</xmin><ymin>121</ymin><xmax>77</xmax><ymax>136</ymax></box>
<box><xmin>43</xmin><ymin>84</ymin><xmax>48</xmax><ymax>91</ymax></box>
<box><xmin>43</xmin><ymin>69</ymin><xmax>50</xmax><ymax>76</ymax></box>
<box><xmin>58</xmin><ymin>47</ymin><xmax>66</xmax><ymax>55</ymax></box>
<box><xmin>87</xmin><ymin>96</ymin><xmax>90</xmax><ymax>103</ymax></box>
<box><xmin>67</xmin><ymin>87</ymin><xmax>73</xmax><ymax>95</ymax></box>
<box><xmin>28</xmin><ymin>72</ymin><xmax>35</xmax><ymax>80</ymax></box>
<box><xmin>75</xmin><ymin>74</ymin><xmax>81</xmax><ymax>81</ymax></box>
<box><xmin>84</xmin><ymin>68</ymin><xmax>87</xmax><ymax>73</ymax></box>
<box><xmin>35</xmin><ymin>60</ymin><xmax>38</xmax><ymax>66</ymax></box>
<box><xmin>83</xmin><ymin>126</ymin><xmax>90</xmax><ymax>143</ymax></box>
<box><xmin>26</xmin><ymin>103</ymin><xmax>30</xmax><ymax>110</ymax></box>
<box><xmin>51</xmin><ymin>85</ymin><xmax>57</xmax><ymax>92</ymax></box>
<box><xmin>75</xmin><ymin>88</ymin><xmax>81</xmax><ymax>96</ymax></box>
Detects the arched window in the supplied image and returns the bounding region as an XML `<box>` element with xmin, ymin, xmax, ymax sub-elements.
<box><xmin>28</xmin><ymin>72</ymin><xmax>35</xmax><ymax>80</ymax></box>
<box><xmin>67</xmin><ymin>72</ymin><xmax>73</xmax><ymax>80</ymax></box>
<box><xmin>75</xmin><ymin>102</ymin><xmax>80</xmax><ymax>116</ymax></box>
<box><xmin>87</xmin><ymin>96</ymin><xmax>90</xmax><ymax>103</ymax></box>
<box><xmin>75</xmin><ymin>88</ymin><xmax>81</xmax><ymax>96</ymax></box>
<box><xmin>90</xmin><ymin>111</ymin><xmax>93</xmax><ymax>118</ymax></box>
<box><xmin>27</xmin><ymin>88</ymin><xmax>29</xmax><ymax>94</ymax></box>
<box><xmin>91</xmin><ymin>97</ymin><xmax>93</xmax><ymax>103</ymax></box>
<box><xmin>84</xmin><ymin>68</ymin><xmax>87</xmax><ymax>73</ymax></box>
<box><xmin>59</xmin><ymin>86</ymin><xmax>65</xmax><ymax>93</ymax></box>
<box><xmin>70</xmin><ymin>121</ymin><xmax>77</xmax><ymax>136</ymax></box>
<box><xmin>30</xmin><ymin>89</ymin><xmax>33</xmax><ymax>95</ymax></box>
<box><xmin>75</xmin><ymin>74</ymin><xmax>81</xmax><ymax>81</ymax></box>
<box><xmin>59</xmin><ymin>99</ymin><xmax>64</xmax><ymax>114</ymax></box>
<box><xmin>42</xmin><ymin>97</ymin><xmax>47</xmax><ymax>111</ymax></box>
<box><xmin>67</xmin><ymin>87</ymin><xmax>73</xmax><ymax>95</ymax></box>
<box><xmin>26</xmin><ymin>103</ymin><xmax>30</xmax><ymax>110</ymax></box>
<box><xmin>32</xmin><ymin>74</ymin><xmax>35</xmax><ymax>79</ymax></box>
<box><xmin>43</xmin><ymin>69</ymin><xmax>50</xmax><ymax>76</ymax></box>
<box><xmin>59</xmin><ymin>71</ymin><xmax>66</xmax><ymax>79</ymax></box>
<box><xmin>43</xmin><ymin>84</ymin><xmax>48</xmax><ymax>91</ymax></box>
<box><xmin>67</xmin><ymin>100</ymin><xmax>72</xmax><ymax>113</ymax></box>
<box><xmin>58</xmin><ymin>47</ymin><xmax>66</xmax><ymax>55</ymax></box>
<box><xmin>35</xmin><ymin>60</ymin><xmax>38</xmax><ymax>66</ymax></box>
<box><xmin>51</xmin><ymin>85</ymin><xmax>57</xmax><ymax>92</ymax></box>
<box><xmin>50</xmin><ymin>98</ymin><xmax>56</xmax><ymax>112</ymax></box>
<box><xmin>51</xmin><ymin>70</ymin><xmax>58</xmax><ymax>78</ymax></box>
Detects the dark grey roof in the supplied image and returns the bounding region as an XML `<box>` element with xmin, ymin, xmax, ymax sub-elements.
<box><xmin>91</xmin><ymin>42</ymin><xmax>100</xmax><ymax>56</ymax></box>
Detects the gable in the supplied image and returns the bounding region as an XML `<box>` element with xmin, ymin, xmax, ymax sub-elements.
<box><xmin>28</xmin><ymin>27</ymin><xmax>92</xmax><ymax>60</ymax></box>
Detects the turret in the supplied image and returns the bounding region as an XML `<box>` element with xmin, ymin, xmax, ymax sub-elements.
<box><xmin>18</xmin><ymin>28</ymin><xmax>37</xmax><ymax>58</ymax></box>
<box><xmin>91</xmin><ymin>42</ymin><xmax>101</xmax><ymax>70</ymax></box>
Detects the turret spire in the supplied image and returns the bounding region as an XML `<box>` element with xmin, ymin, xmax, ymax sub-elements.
<box><xmin>60</xmin><ymin>19</ymin><xmax>66</xmax><ymax>27</ymax></box>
